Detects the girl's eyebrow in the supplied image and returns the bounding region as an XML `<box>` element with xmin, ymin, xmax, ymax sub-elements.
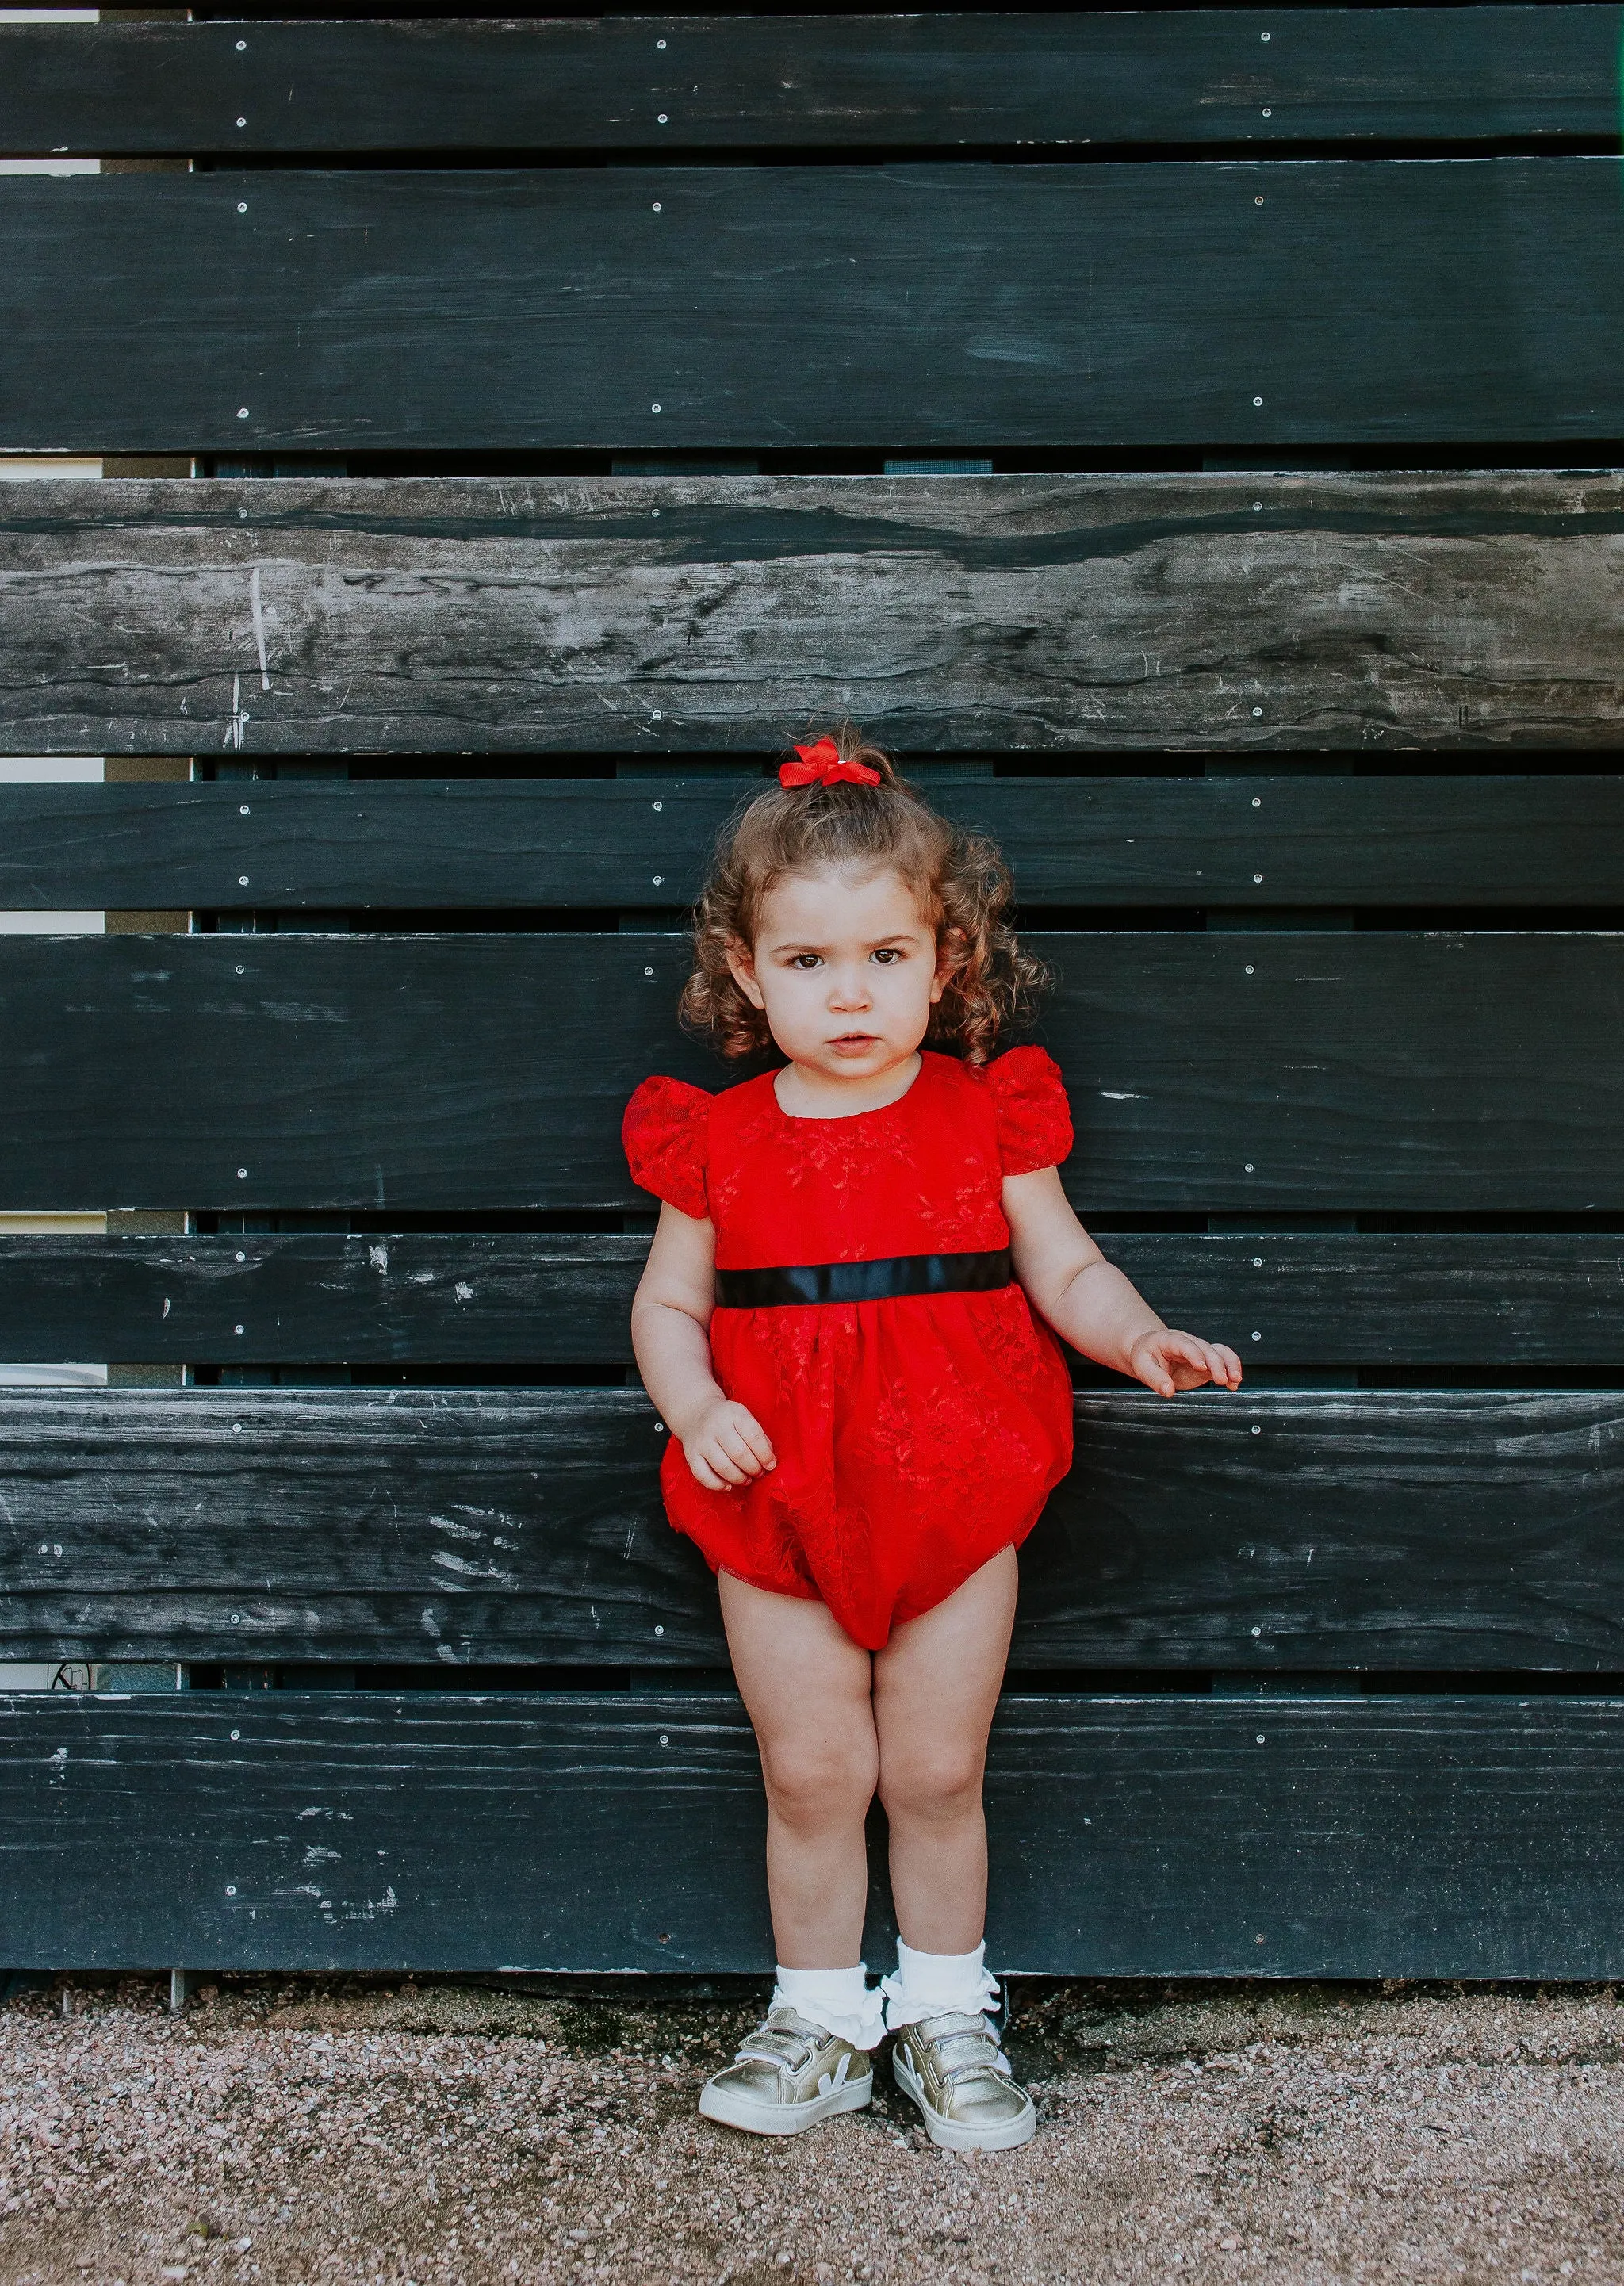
<box><xmin>769</xmin><ymin>931</ymin><xmax>921</xmax><ymax>955</ymax></box>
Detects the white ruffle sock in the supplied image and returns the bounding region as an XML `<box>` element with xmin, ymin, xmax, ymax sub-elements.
<box><xmin>880</xmin><ymin>1939</ymin><xmax>1009</xmax><ymax>2061</ymax></box>
<box><xmin>770</xmin><ymin>1963</ymin><xmax>887</xmax><ymax>2051</ymax></box>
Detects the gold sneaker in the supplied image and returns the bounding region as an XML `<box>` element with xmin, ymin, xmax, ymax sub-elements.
<box><xmin>697</xmin><ymin>2007</ymin><xmax>874</xmax><ymax>2136</ymax></box>
<box><xmin>891</xmin><ymin>2011</ymin><xmax>1036</xmax><ymax>2151</ymax></box>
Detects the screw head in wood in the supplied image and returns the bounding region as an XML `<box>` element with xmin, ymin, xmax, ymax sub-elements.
<box><xmin>657</xmin><ymin>36</ymin><xmax>667</xmax><ymax>47</ymax></box>
<box><xmin>1252</xmin><ymin>706</ymin><xmax>1262</xmax><ymax>717</ymax></box>
<box><xmin>237</xmin><ymin>408</ymin><xmax>250</xmax><ymax>419</ymax></box>
<box><xmin>236</xmin><ymin>37</ymin><xmax>247</xmax><ymax>48</ymax></box>
<box><xmin>237</xmin><ymin>202</ymin><xmax>247</xmax><ymax>214</ymax></box>
<box><xmin>652</xmin><ymin>201</ymin><xmax>662</xmax><ymax>213</ymax></box>
<box><xmin>1253</xmin><ymin>871</ymin><xmax>1264</xmax><ymax>883</ymax></box>
<box><xmin>1261</xmin><ymin>28</ymin><xmax>1270</xmax><ymax>37</ymax></box>
<box><xmin>236</xmin><ymin>1251</ymin><xmax>246</xmax><ymax>1263</ymax></box>
<box><xmin>1244</xmin><ymin>1161</ymin><xmax>1254</xmax><ymax>1171</ymax></box>
<box><xmin>653</xmin><ymin>799</ymin><xmax>663</xmax><ymax>810</ymax></box>
<box><xmin>1251</xmin><ymin>1331</ymin><xmax>1262</xmax><ymax>1341</ymax></box>
<box><xmin>1252</xmin><ymin>1256</ymin><xmax>1262</xmax><ymax>1267</ymax></box>
<box><xmin>1262</xmin><ymin>107</ymin><xmax>1271</xmax><ymax>117</ymax></box>
<box><xmin>1252</xmin><ymin>396</ymin><xmax>1263</xmax><ymax>407</ymax></box>
<box><xmin>236</xmin><ymin>116</ymin><xmax>247</xmax><ymax>128</ymax></box>
<box><xmin>651</xmin><ymin>403</ymin><xmax>662</xmax><ymax>412</ymax></box>
<box><xmin>1251</xmin><ymin>795</ymin><xmax>1262</xmax><ymax>807</ymax></box>
<box><xmin>653</xmin><ymin>875</ymin><xmax>665</xmax><ymax>886</ymax></box>
<box><xmin>1244</xmin><ymin>965</ymin><xmax>1254</xmax><ymax>975</ymax></box>
<box><xmin>234</xmin><ymin>1324</ymin><xmax>245</xmax><ymax>1337</ymax></box>
<box><xmin>657</xmin><ymin>113</ymin><xmax>668</xmax><ymax>124</ymax></box>
<box><xmin>239</xmin><ymin>874</ymin><xmax>250</xmax><ymax>886</ymax></box>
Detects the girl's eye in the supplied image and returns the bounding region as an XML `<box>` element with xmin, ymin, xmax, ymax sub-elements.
<box><xmin>790</xmin><ymin>953</ymin><xmax>822</xmax><ymax>971</ymax></box>
<box><xmin>871</xmin><ymin>948</ymin><xmax>900</xmax><ymax>965</ymax></box>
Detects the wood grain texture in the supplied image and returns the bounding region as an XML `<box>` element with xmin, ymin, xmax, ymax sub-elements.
<box><xmin>2</xmin><ymin>1231</ymin><xmax>1620</xmax><ymax>1368</ymax></box>
<box><xmin>4</xmin><ymin>1388</ymin><xmax>1624</xmax><ymax>1673</ymax></box>
<box><xmin>7</xmin><ymin>773</ymin><xmax>1624</xmax><ymax>907</ymax></box>
<box><xmin>3</xmin><ymin>930</ymin><xmax>1622</xmax><ymax>1213</ymax></box>
<box><xmin>6</xmin><ymin>159</ymin><xmax>1624</xmax><ymax>454</ymax></box>
<box><xmin>7</xmin><ymin>1688</ymin><xmax>1624</xmax><ymax>1974</ymax></box>
<box><xmin>2</xmin><ymin>11</ymin><xmax>1614</xmax><ymax>156</ymax></box>
<box><xmin>11</xmin><ymin>475</ymin><xmax>1624</xmax><ymax>755</ymax></box>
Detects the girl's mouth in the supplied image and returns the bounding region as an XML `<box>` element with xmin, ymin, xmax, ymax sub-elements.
<box><xmin>829</xmin><ymin>1032</ymin><xmax>878</xmax><ymax>1051</ymax></box>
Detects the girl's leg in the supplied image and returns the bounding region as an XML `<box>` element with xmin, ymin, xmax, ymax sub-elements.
<box><xmin>871</xmin><ymin>1547</ymin><xmax>1019</xmax><ymax>1954</ymax></box>
<box><xmin>718</xmin><ymin>1570</ymin><xmax>879</xmax><ymax>1969</ymax></box>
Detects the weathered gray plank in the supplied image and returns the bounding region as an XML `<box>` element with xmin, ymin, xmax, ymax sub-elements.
<box><xmin>3</xmin><ymin>1388</ymin><xmax>1623</xmax><ymax>1673</ymax></box>
<box><xmin>1</xmin><ymin>1231</ymin><xmax>1619</xmax><ymax>1368</ymax></box>
<box><xmin>6</xmin><ymin>773</ymin><xmax>1624</xmax><ymax>908</ymax></box>
<box><xmin>2</xmin><ymin>11</ymin><xmax>1614</xmax><ymax>157</ymax></box>
<box><xmin>11</xmin><ymin>476</ymin><xmax>1624</xmax><ymax>753</ymax></box>
<box><xmin>6</xmin><ymin>1689</ymin><xmax>1624</xmax><ymax>1975</ymax></box>
<box><xmin>3</xmin><ymin>930</ymin><xmax>1622</xmax><ymax>1213</ymax></box>
<box><xmin>6</xmin><ymin>160</ymin><xmax>1624</xmax><ymax>454</ymax></box>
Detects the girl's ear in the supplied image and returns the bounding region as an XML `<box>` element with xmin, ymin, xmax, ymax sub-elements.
<box><xmin>931</xmin><ymin>925</ymin><xmax>966</xmax><ymax>1007</ymax></box>
<box><xmin>723</xmin><ymin>936</ymin><xmax>767</xmax><ymax>1010</ymax></box>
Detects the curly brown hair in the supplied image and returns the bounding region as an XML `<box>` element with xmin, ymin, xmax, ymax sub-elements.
<box><xmin>680</xmin><ymin>724</ymin><xmax>1050</xmax><ymax>1065</ymax></box>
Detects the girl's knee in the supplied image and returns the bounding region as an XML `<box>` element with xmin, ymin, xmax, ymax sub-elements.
<box><xmin>878</xmin><ymin>1742</ymin><xmax>986</xmax><ymax>1825</ymax></box>
<box><xmin>761</xmin><ymin>1733</ymin><xmax>878</xmax><ymax>1829</ymax></box>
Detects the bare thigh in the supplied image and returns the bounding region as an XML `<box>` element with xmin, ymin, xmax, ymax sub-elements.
<box><xmin>871</xmin><ymin>1548</ymin><xmax>1018</xmax><ymax>1800</ymax></box>
<box><xmin>718</xmin><ymin>1571</ymin><xmax>878</xmax><ymax>1803</ymax></box>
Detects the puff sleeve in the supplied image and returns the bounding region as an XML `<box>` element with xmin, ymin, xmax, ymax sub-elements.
<box><xmin>622</xmin><ymin>1076</ymin><xmax>712</xmax><ymax>1220</ymax></box>
<box><xmin>981</xmin><ymin>1046</ymin><xmax>1074</xmax><ymax>1175</ymax></box>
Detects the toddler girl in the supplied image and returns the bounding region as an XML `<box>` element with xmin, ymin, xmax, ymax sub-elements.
<box><xmin>625</xmin><ymin>728</ymin><xmax>1241</xmax><ymax>2150</ymax></box>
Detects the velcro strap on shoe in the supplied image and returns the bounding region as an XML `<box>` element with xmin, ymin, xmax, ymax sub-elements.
<box><xmin>917</xmin><ymin>2015</ymin><xmax>1014</xmax><ymax>2080</ymax></box>
<box><xmin>734</xmin><ymin>2028</ymin><xmax>814</xmax><ymax>2072</ymax></box>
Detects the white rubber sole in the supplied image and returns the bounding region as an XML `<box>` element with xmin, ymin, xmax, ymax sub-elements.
<box><xmin>892</xmin><ymin>2048</ymin><xmax>1036</xmax><ymax>2152</ymax></box>
<box><xmin>697</xmin><ymin>2070</ymin><xmax>873</xmax><ymax>2137</ymax></box>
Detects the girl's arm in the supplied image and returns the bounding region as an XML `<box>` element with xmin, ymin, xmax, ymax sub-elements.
<box><xmin>1004</xmin><ymin>1167</ymin><xmax>1243</xmax><ymax>1397</ymax></box>
<box><xmin>630</xmin><ymin>1201</ymin><xmax>777</xmax><ymax>1488</ymax></box>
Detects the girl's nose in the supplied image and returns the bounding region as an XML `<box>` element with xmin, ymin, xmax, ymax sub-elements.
<box><xmin>827</xmin><ymin>967</ymin><xmax>872</xmax><ymax>1009</ymax></box>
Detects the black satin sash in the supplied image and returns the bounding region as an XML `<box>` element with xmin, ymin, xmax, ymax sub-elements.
<box><xmin>713</xmin><ymin>1247</ymin><xmax>1013</xmax><ymax>1310</ymax></box>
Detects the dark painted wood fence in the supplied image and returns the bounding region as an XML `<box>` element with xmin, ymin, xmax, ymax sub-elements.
<box><xmin>2</xmin><ymin>7</ymin><xmax>1622</xmax><ymax>1978</ymax></box>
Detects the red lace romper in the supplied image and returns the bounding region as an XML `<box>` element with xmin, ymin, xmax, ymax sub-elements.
<box><xmin>622</xmin><ymin>1047</ymin><xmax>1076</xmax><ymax>1650</ymax></box>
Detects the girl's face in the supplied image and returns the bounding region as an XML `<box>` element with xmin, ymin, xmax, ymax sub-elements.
<box><xmin>726</xmin><ymin>863</ymin><xmax>948</xmax><ymax>1085</ymax></box>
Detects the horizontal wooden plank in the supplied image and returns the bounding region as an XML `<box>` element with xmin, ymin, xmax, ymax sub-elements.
<box><xmin>2</xmin><ymin>12</ymin><xmax>1614</xmax><ymax>157</ymax></box>
<box><xmin>2</xmin><ymin>1231</ymin><xmax>1620</xmax><ymax>1368</ymax></box>
<box><xmin>7</xmin><ymin>774</ymin><xmax>1624</xmax><ymax>909</ymax></box>
<box><xmin>3</xmin><ymin>1388</ymin><xmax>1623</xmax><ymax>1672</ymax></box>
<box><xmin>6</xmin><ymin>160</ymin><xmax>1624</xmax><ymax>452</ymax></box>
<box><xmin>6</xmin><ymin>1689</ymin><xmax>1624</xmax><ymax>1974</ymax></box>
<box><xmin>3</xmin><ymin>931</ymin><xmax>1622</xmax><ymax>1213</ymax></box>
<box><xmin>13</xmin><ymin>475</ymin><xmax>1624</xmax><ymax>755</ymax></box>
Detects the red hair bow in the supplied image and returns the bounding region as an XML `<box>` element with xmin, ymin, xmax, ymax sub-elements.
<box><xmin>779</xmin><ymin>736</ymin><xmax>882</xmax><ymax>789</ymax></box>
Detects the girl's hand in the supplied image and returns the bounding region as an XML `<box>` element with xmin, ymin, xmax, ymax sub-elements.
<box><xmin>1128</xmin><ymin>1328</ymin><xmax>1244</xmax><ymax>1399</ymax></box>
<box><xmin>681</xmin><ymin>1399</ymin><xmax>778</xmax><ymax>1491</ymax></box>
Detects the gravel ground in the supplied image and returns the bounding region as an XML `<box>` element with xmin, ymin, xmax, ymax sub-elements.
<box><xmin>2</xmin><ymin>1975</ymin><xmax>1623</xmax><ymax>2285</ymax></box>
